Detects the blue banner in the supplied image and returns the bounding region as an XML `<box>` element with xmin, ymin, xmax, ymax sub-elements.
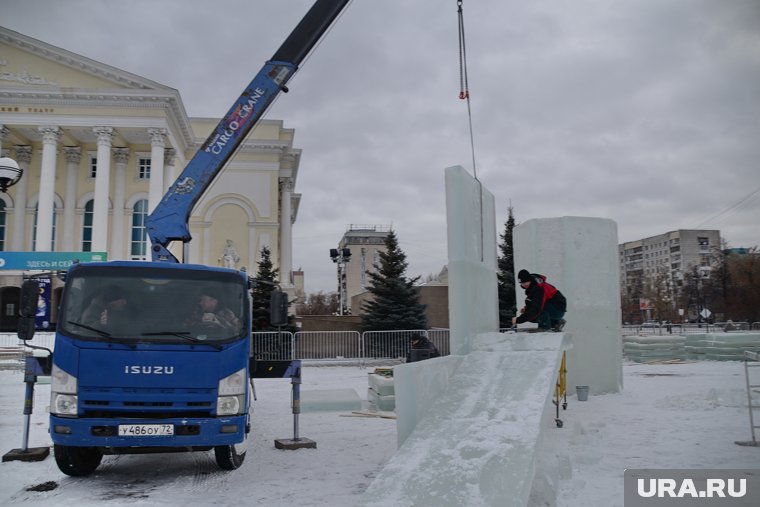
<box><xmin>35</xmin><ymin>277</ymin><xmax>52</xmax><ymax>330</ymax></box>
<box><xmin>0</xmin><ymin>251</ymin><xmax>107</xmax><ymax>271</ymax></box>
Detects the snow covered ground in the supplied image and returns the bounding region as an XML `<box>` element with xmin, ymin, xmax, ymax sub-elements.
<box><xmin>0</xmin><ymin>359</ymin><xmax>758</xmax><ymax>506</ymax></box>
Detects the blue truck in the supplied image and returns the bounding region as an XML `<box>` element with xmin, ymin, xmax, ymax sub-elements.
<box><xmin>17</xmin><ymin>0</ymin><xmax>350</xmax><ymax>476</ymax></box>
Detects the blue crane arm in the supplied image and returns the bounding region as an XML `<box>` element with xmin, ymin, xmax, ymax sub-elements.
<box><xmin>146</xmin><ymin>0</ymin><xmax>350</xmax><ymax>263</ymax></box>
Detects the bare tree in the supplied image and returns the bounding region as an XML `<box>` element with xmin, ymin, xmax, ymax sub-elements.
<box><xmin>296</xmin><ymin>291</ymin><xmax>340</xmax><ymax>315</ymax></box>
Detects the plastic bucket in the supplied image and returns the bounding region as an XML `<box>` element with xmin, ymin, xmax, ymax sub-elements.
<box><xmin>576</xmin><ymin>385</ymin><xmax>589</xmax><ymax>401</ymax></box>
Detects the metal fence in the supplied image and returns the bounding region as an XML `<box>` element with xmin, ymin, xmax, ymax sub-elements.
<box><xmin>622</xmin><ymin>322</ymin><xmax>760</xmax><ymax>335</ymax></box>
<box><xmin>250</xmin><ymin>329</ymin><xmax>451</xmax><ymax>362</ymax></box>
<box><xmin>3</xmin><ymin>323</ymin><xmax>759</xmax><ymax>367</ymax></box>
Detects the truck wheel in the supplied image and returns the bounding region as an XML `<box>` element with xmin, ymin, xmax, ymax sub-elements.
<box><xmin>54</xmin><ymin>444</ymin><xmax>103</xmax><ymax>476</ymax></box>
<box><xmin>214</xmin><ymin>444</ymin><xmax>246</xmax><ymax>470</ymax></box>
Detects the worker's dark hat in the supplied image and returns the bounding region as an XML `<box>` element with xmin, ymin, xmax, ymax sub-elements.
<box><xmin>103</xmin><ymin>285</ymin><xmax>127</xmax><ymax>303</ymax></box>
<box><xmin>201</xmin><ymin>286</ymin><xmax>223</xmax><ymax>301</ymax></box>
<box><xmin>518</xmin><ymin>270</ymin><xmax>531</xmax><ymax>283</ymax></box>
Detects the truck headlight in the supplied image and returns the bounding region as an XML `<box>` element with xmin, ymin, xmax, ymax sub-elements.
<box><xmin>51</xmin><ymin>364</ymin><xmax>78</xmax><ymax>416</ymax></box>
<box><xmin>217</xmin><ymin>395</ymin><xmax>243</xmax><ymax>416</ymax></box>
<box><xmin>217</xmin><ymin>368</ymin><xmax>246</xmax><ymax>415</ymax></box>
<box><xmin>52</xmin><ymin>394</ymin><xmax>78</xmax><ymax>416</ymax></box>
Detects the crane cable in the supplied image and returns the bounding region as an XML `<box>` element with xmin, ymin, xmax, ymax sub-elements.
<box><xmin>458</xmin><ymin>0</ymin><xmax>478</xmax><ymax>181</ymax></box>
<box><xmin>458</xmin><ymin>0</ymin><xmax>485</xmax><ymax>260</ymax></box>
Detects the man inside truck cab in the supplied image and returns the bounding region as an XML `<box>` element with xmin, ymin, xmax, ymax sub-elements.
<box><xmin>185</xmin><ymin>288</ymin><xmax>240</xmax><ymax>331</ymax></box>
<box><xmin>81</xmin><ymin>285</ymin><xmax>134</xmax><ymax>332</ymax></box>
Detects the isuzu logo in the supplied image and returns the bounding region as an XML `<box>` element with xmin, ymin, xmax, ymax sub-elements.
<box><xmin>124</xmin><ymin>365</ymin><xmax>175</xmax><ymax>375</ymax></box>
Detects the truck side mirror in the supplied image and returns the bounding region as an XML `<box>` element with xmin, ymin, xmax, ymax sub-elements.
<box><xmin>270</xmin><ymin>289</ymin><xmax>289</xmax><ymax>327</ymax></box>
<box><xmin>17</xmin><ymin>279</ymin><xmax>40</xmax><ymax>341</ymax></box>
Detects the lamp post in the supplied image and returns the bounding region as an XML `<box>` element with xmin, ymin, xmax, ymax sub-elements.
<box><xmin>329</xmin><ymin>247</ymin><xmax>351</xmax><ymax>316</ymax></box>
<box><xmin>0</xmin><ymin>156</ymin><xmax>23</xmax><ymax>193</ymax></box>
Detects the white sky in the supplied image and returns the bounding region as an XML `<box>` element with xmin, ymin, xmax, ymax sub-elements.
<box><xmin>2</xmin><ymin>0</ymin><xmax>759</xmax><ymax>294</ymax></box>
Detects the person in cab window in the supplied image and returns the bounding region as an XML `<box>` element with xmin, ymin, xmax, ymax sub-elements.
<box><xmin>186</xmin><ymin>288</ymin><xmax>240</xmax><ymax>331</ymax></box>
<box><xmin>82</xmin><ymin>285</ymin><xmax>133</xmax><ymax>332</ymax></box>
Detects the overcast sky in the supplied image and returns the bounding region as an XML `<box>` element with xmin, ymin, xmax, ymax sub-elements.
<box><xmin>3</xmin><ymin>0</ymin><xmax>759</xmax><ymax>294</ymax></box>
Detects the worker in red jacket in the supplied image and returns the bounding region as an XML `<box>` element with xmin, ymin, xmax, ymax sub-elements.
<box><xmin>512</xmin><ymin>269</ymin><xmax>567</xmax><ymax>332</ymax></box>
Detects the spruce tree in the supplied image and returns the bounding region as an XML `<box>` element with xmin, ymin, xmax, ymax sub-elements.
<box><xmin>251</xmin><ymin>246</ymin><xmax>284</xmax><ymax>331</ymax></box>
<box><xmin>497</xmin><ymin>206</ymin><xmax>517</xmax><ymax>327</ymax></box>
<box><xmin>361</xmin><ymin>229</ymin><xmax>428</xmax><ymax>332</ymax></box>
<box><xmin>251</xmin><ymin>246</ymin><xmax>294</xmax><ymax>358</ymax></box>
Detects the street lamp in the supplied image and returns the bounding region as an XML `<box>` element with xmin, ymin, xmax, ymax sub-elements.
<box><xmin>0</xmin><ymin>156</ymin><xmax>22</xmax><ymax>193</ymax></box>
<box><xmin>330</xmin><ymin>248</ymin><xmax>351</xmax><ymax>316</ymax></box>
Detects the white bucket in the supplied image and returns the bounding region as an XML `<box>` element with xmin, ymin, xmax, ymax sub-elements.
<box><xmin>576</xmin><ymin>385</ymin><xmax>589</xmax><ymax>401</ymax></box>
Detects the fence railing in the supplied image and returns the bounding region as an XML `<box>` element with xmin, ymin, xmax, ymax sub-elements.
<box><xmin>2</xmin><ymin>323</ymin><xmax>758</xmax><ymax>366</ymax></box>
<box><xmin>0</xmin><ymin>330</ymin><xmax>452</xmax><ymax>364</ymax></box>
<box><xmin>622</xmin><ymin>322</ymin><xmax>759</xmax><ymax>335</ymax></box>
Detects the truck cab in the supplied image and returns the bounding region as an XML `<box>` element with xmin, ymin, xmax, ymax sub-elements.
<box><xmin>49</xmin><ymin>261</ymin><xmax>251</xmax><ymax>475</ymax></box>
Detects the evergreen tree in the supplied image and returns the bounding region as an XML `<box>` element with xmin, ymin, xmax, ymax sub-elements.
<box><xmin>251</xmin><ymin>246</ymin><xmax>281</xmax><ymax>331</ymax></box>
<box><xmin>497</xmin><ymin>206</ymin><xmax>517</xmax><ymax>327</ymax></box>
<box><xmin>251</xmin><ymin>246</ymin><xmax>295</xmax><ymax>359</ymax></box>
<box><xmin>361</xmin><ymin>229</ymin><xmax>428</xmax><ymax>332</ymax></box>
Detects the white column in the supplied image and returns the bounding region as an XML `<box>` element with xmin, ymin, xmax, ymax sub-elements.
<box><xmin>147</xmin><ymin>128</ymin><xmax>166</xmax><ymax>213</ymax></box>
<box><xmin>62</xmin><ymin>147</ymin><xmax>81</xmax><ymax>251</ymax></box>
<box><xmin>163</xmin><ymin>148</ymin><xmax>176</xmax><ymax>194</ymax></box>
<box><xmin>35</xmin><ymin>126</ymin><xmax>61</xmax><ymax>252</ymax></box>
<box><xmin>110</xmin><ymin>148</ymin><xmax>129</xmax><ymax>260</ymax></box>
<box><xmin>92</xmin><ymin>126</ymin><xmax>114</xmax><ymax>253</ymax></box>
<box><xmin>279</xmin><ymin>177</ymin><xmax>293</xmax><ymax>285</ymax></box>
<box><xmin>11</xmin><ymin>146</ymin><xmax>32</xmax><ymax>251</ymax></box>
<box><xmin>0</xmin><ymin>126</ymin><xmax>8</xmax><ymax>156</ymax></box>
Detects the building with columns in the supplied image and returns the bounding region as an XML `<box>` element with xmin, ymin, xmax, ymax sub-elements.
<box><xmin>0</xmin><ymin>26</ymin><xmax>304</xmax><ymax>330</ymax></box>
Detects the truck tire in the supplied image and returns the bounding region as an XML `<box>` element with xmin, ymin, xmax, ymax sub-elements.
<box><xmin>54</xmin><ymin>444</ymin><xmax>103</xmax><ymax>476</ymax></box>
<box><xmin>214</xmin><ymin>444</ymin><xmax>246</xmax><ymax>470</ymax></box>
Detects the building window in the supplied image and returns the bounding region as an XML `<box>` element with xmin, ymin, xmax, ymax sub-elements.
<box><xmin>0</xmin><ymin>201</ymin><xmax>5</xmax><ymax>250</ymax></box>
<box><xmin>130</xmin><ymin>199</ymin><xmax>148</xmax><ymax>260</ymax></box>
<box><xmin>82</xmin><ymin>199</ymin><xmax>94</xmax><ymax>252</ymax></box>
<box><xmin>360</xmin><ymin>248</ymin><xmax>367</xmax><ymax>288</ymax></box>
<box><xmin>32</xmin><ymin>204</ymin><xmax>57</xmax><ymax>250</ymax></box>
<box><xmin>698</xmin><ymin>237</ymin><xmax>709</xmax><ymax>251</ymax></box>
<box><xmin>137</xmin><ymin>157</ymin><xmax>151</xmax><ymax>180</ymax></box>
<box><xmin>89</xmin><ymin>156</ymin><xmax>97</xmax><ymax>178</ymax></box>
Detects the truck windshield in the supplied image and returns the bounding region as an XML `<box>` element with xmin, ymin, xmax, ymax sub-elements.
<box><xmin>59</xmin><ymin>266</ymin><xmax>247</xmax><ymax>345</ymax></box>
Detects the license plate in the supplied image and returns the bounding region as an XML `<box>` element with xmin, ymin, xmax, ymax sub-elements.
<box><xmin>118</xmin><ymin>424</ymin><xmax>174</xmax><ymax>437</ymax></box>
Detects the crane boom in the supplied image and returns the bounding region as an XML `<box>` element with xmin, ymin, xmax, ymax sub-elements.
<box><xmin>146</xmin><ymin>0</ymin><xmax>350</xmax><ymax>262</ymax></box>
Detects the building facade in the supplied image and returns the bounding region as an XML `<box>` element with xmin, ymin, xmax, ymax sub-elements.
<box><xmin>332</xmin><ymin>224</ymin><xmax>390</xmax><ymax>314</ymax></box>
<box><xmin>618</xmin><ymin>229</ymin><xmax>721</xmax><ymax>320</ymax></box>
<box><xmin>0</xmin><ymin>26</ymin><xmax>303</xmax><ymax>329</ymax></box>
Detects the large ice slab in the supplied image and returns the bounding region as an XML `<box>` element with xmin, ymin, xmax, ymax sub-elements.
<box><xmin>300</xmin><ymin>388</ymin><xmax>362</xmax><ymax>412</ymax></box>
<box><xmin>514</xmin><ymin>216</ymin><xmax>622</xmax><ymax>394</ymax></box>
<box><xmin>445</xmin><ymin>165</ymin><xmax>499</xmax><ymax>355</ymax></box>
<box><xmin>360</xmin><ymin>332</ymin><xmax>569</xmax><ymax>507</ymax></box>
<box><xmin>394</xmin><ymin>355</ymin><xmax>464</xmax><ymax>447</ymax></box>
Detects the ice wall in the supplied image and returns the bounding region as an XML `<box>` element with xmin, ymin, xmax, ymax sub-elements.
<box><xmin>360</xmin><ymin>168</ymin><xmax>570</xmax><ymax>506</ymax></box>
<box><xmin>444</xmin><ymin>165</ymin><xmax>499</xmax><ymax>355</ymax></box>
<box><xmin>360</xmin><ymin>333</ymin><xmax>569</xmax><ymax>507</ymax></box>
<box><xmin>514</xmin><ymin>217</ymin><xmax>622</xmax><ymax>394</ymax></box>
<box><xmin>394</xmin><ymin>355</ymin><xmax>463</xmax><ymax>447</ymax></box>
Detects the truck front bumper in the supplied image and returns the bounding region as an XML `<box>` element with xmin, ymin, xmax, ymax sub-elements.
<box><xmin>50</xmin><ymin>414</ymin><xmax>248</xmax><ymax>448</ymax></box>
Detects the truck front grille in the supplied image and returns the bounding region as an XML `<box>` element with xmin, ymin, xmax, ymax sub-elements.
<box><xmin>80</xmin><ymin>387</ymin><xmax>215</xmax><ymax>419</ymax></box>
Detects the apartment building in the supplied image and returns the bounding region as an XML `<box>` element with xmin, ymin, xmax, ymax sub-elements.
<box><xmin>618</xmin><ymin>229</ymin><xmax>721</xmax><ymax>303</ymax></box>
